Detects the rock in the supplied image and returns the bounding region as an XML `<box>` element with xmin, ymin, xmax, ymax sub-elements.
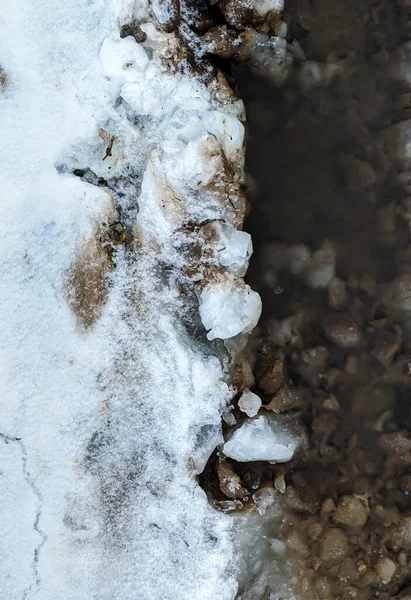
<box><xmin>265</xmin><ymin>386</ymin><xmax>304</xmax><ymax>413</ymax></box>
<box><xmin>323</xmin><ymin>395</ymin><xmax>340</xmax><ymax>411</ymax></box>
<box><xmin>288</xmin><ymin>243</ymin><xmax>312</xmax><ymax>276</ymax></box>
<box><xmin>339</xmin><ymin>153</ymin><xmax>377</xmax><ymax>192</ymax></box>
<box><xmin>238</xmin><ymin>389</ymin><xmax>262</xmax><ymax>417</ymax></box>
<box><xmin>322</xmin><ymin>313</ymin><xmax>361</xmax><ymax>348</ymax></box>
<box><xmin>273</xmin><ymin>469</ymin><xmax>286</xmax><ymax>493</ymax></box>
<box><xmin>329</xmin><ymin>277</ymin><xmax>348</xmax><ymax>310</ymax></box>
<box><xmin>216</xmin><ymin>459</ymin><xmax>246</xmax><ymax>499</ymax></box>
<box><xmin>384</xmin><ymin>275</ymin><xmax>411</xmax><ymax>312</ymax></box>
<box><xmin>379</xmin><ymin>431</ymin><xmax>411</xmax><ymax>463</ymax></box>
<box><xmin>222</xmin><ymin>415</ymin><xmax>300</xmax><ymax>463</ymax></box>
<box><xmin>304</xmin><ymin>240</ymin><xmax>336</xmax><ymax>289</ymax></box>
<box><xmin>332</xmin><ymin>496</ymin><xmax>368</xmax><ymax>530</ymax></box>
<box><xmin>338</xmin><ymin>557</ymin><xmax>359</xmax><ymax>584</ymax></box>
<box><xmin>376</xmin><ymin>557</ymin><xmax>397</xmax><ymax>584</ymax></box>
<box><xmin>319</xmin><ymin>528</ymin><xmax>350</xmax><ymax>565</ymax></box>
<box><xmin>257</xmin><ymin>351</ymin><xmax>285</xmax><ymax>394</ymax></box>
<box><xmin>371</xmin><ymin>325</ymin><xmax>402</xmax><ymax>363</ymax></box>
<box><xmin>321</xmin><ymin>497</ymin><xmax>337</xmax><ymax>517</ymax></box>
<box><xmin>298</xmin><ymin>346</ymin><xmax>329</xmax><ymax>386</ymax></box>
<box><xmin>392</xmin><ymin>516</ymin><xmax>411</xmax><ymax>549</ymax></box>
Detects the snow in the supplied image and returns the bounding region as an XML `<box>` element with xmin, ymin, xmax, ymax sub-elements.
<box><xmin>223</xmin><ymin>416</ymin><xmax>300</xmax><ymax>462</ymax></box>
<box><xmin>253</xmin><ymin>0</ymin><xmax>284</xmax><ymax>17</ymax></box>
<box><xmin>0</xmin><ymin>1</ymin><xmax>260</xmax><ymax>599</ymax></box>
<box><xmin>199</xmin><ymin>282</ymin><xmax>262</xmax><ymax>341</ymax></box>
<box><xmin>238</xmin><ymin>390</ymin><xmax>262</xmax><ymax>417</ymax></box>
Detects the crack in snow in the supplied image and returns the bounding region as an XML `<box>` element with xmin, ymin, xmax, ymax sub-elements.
<box><xmin>0</xmin><ymin>433</ymin><xmax>47</xmax><ymax>598</ymax></box>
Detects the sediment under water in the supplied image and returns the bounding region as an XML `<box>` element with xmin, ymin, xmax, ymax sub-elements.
<box><xmin>205</xmin><ymin>0</ymin><xmax>411</xmax><ymax>598</ymax></box>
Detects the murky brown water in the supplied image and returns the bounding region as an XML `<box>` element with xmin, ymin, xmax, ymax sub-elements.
<box><xmin>202</xmin><ymin>0</ymin><xmax>411</xmax><ymax>598</ymax></box>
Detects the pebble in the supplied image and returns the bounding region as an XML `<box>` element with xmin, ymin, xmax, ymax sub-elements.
<box><xmin>304</xmin><ymin>241</ymin><xmax>336</xmax><ymax>289</ymax></box>
<box><xmin>288</xmin><ymin>243</ymin><xmax>312</xmax><ymax>276</ymax></box>
<box><xmin>265</xmin><ymin>386</ymin><xmax>304</xmax><ymax>413</ymax></box>
<box><xmin>332</xmin><ymin>496</ymin><xmax>369</xmax><ymax>530</ymax></box>
<box><xmin>321</xmin><ymin>497</ymin><xmax>337</xmax><ymax>517</ymax></box>
<box><xmin>257</xmin><ymin>351</ymin><xmax>286</xmax><ymax>394</ymax></box>
<box><xmin>329</xmin><ymin>277</ymin><xmax>348</xmax><ymax>310</ymax></box>
<box><xmin>216</xmin><ymin>459</ymin><xmax>246</xmax><ymax>499</ymax></box>
<box><xmin>376</xmin><ymin>557</ymin><xmax>397</xmax><ymax>584</ymax></box>
<box><xmin>319</xmin><ymin>528</ymin><xmax>350</xmax><ymax>565</ymax></box>
<box><xmin>322</xmin><ymin>313</ymin><xmax>361</xmax><ymax>348</ymax></box>
<box><xmin>379</xmin><ymin>431</ymin><xmax>411</xmax><ymax>463</ymax></box>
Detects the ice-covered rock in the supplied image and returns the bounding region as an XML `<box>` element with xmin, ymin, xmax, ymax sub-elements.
<box><xmin>238</xmin><ymin>389</ymin><xmax>262</xmax><ymax>417</ymax></box>
<box><xmin>223</xmin><ymin>415</ymin><xmax>300</xmax><ymax>462</ymax></box>
<box><xmin>199</xmin><ymin>282</ymin><xmax>262</xmax><ymax>340</ymax></box>
<box><xmin>215</xmin><ymin>223</ymin><xmax>253</xmax><ymax>277</ymax></box>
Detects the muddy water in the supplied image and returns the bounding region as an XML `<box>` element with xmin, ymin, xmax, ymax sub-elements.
<box><xmin>231</xmin><ymin>0</ymin><xmax>411</xmax><ymax>598</ymax></box>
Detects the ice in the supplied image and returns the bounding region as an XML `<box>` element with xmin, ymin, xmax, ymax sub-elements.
<box><xmin>223</xmin><ymin>416</ymin><xmax>300</xmax><ymax>462</ymax></box>
<box><xmin>199</xmin><ymin>282</ymin><xmax>262</xmax><ymax>341</ymax></box>
<box><xmin>238</xmin><ymin>389</ymin><xmax>262</xmax><ymax>417</ymax></box>
<box><xmin>216</xmin><ymin>223</ymin><xmax>253</xmax><ymax>277</ymax></box>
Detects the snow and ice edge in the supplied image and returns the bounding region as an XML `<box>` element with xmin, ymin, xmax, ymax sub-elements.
<box><xmin>0</xmin><ymin>1</ymin><xmax>267</xmax><ymax>599</ymax></box>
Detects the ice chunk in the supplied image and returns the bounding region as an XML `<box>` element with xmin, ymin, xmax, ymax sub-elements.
<box><xmin>238</xmin><ymin>389</ymin><xmax>262</xmax><ymax>417</ymax></box>
<box><xmin>203</xmin><ymin>111</ymin><xmax>245</xmax><ymax>163</ymax></box>
<box><xmin>223</xmin><ymin>415</ymin><xmax>299</xmax><ymax>462</ymax></box>
<box><xmin>199</xmin><ymin>282</ymin><xmax>262</xmax><ymax>341</ymax></box>
<box><xmin>216</xmin><ymin>224</ymin><xmax>253</xmax><ymax>277</ymax></box>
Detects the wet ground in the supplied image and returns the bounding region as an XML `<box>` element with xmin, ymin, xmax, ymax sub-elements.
<box><xmin>201</xmin><ymin>0</ymin><xmax>411</xmax><ymax>598</ymax></box>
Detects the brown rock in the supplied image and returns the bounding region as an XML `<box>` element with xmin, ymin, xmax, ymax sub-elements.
<box><xmin>322</xmin><ymin>313</ymin><xmax>361</xmax><ymax>348</ymax></box>
<box><xmin>265</xmin><ymin>386</ymin><xmax>304</xmax><ymax>413</ymax></box>
<box><xmin>319</xmin><ymin>528</ymin><xmax>350</xmax><ymax>565</ymax></box>
<box><xmin>257</xmin><ymin>351</ymin><xmax>285</xmax><ymax>394</ymax></box>
<box><xmin>379</xmin><ymin>431</ymin><xmax>411</xmax><ymax>463</ymax></box>
<box><xmin>216</xmin><ymin>459</ymin><xmax>246</xmax><ymax>499</ymax></box>
<box><xmin>332</xmin><ymin>496</ymin><xmax>368</xmax><ymax>530</ymax></box>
